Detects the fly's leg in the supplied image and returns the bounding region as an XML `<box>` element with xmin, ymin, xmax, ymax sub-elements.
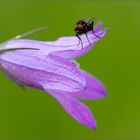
<box><xmin>91</xmin><ymin>20</ymin><xmax>101</xmax><ymax>38</ymax></box>
<box><xmin>85</xmin><ymin>25</ymin><xmax>91</xmax><ymax>46</ymax></box>
<box><xmin>76</xmin><ymin>35</ymin><xmax>83</xmax><ymax>49</ymax></box>
<box><xmin>85</xmin><ymin>33</ymin><xmax>91</xmax><ymax>46</ymax></box>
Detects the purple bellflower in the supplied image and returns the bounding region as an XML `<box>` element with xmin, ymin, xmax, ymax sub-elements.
<box><xmin>0</xmin><ymin>22</ymin><xmax>108</xmax><ymax>130</ymax></box>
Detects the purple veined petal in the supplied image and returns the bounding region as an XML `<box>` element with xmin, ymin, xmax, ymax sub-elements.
<box><xmin>47</xmin><ymin>90</ymin><xmax>96</xmax><ymax>130</ymax></box>
<box><xmin>55</xmin><ymin>59</ymin><xmax>107</xmax><ymax>99</ymax></box>
<box><xmin>0</xmin><ymin>51</ymin><xmax>86</xmax><ymax>92</ymax></box>
<box><xmin>0</xmin><ymin>66</ymin><xmax>28</xmax><ymax>89</ymax></box>
<box><xmin>50</xmin><ymin>69</ymin><xmax>107</xmax><ymax>100</ymax></box>
<box><xmin>0</xmin><ymin>22</ymin><xmax>108</xmax><ymax>59</ymax></box>
<box><xmin>70</xmin><ymin>70</ymin><xmax>107</xmax><ymax>100</ymax></box>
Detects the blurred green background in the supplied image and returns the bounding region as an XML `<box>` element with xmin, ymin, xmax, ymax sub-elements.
<box><xmin>0</xmin><ymin>0</ymin><xmax>140</xmax><ymax>139</ymax></box>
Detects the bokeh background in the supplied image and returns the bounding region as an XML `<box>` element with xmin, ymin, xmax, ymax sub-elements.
<box><xmin>0</xmin><ymin>0</ymin><xmax>140</xmax><ymax>139</ymax></box>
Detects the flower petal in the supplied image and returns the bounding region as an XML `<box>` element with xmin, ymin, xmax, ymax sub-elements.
<box><xmin>47</xmin><ymin>90</ymin><xmax>96</xmax><ymax>130</ymax></box>
<box><xmin>0</xmin><ymin>51</ymin><xmax>85</xmax><ymax>92</ymax></box>
<box><xmin>0</xmin><ymin>22</ymin><xmax>108</xmax><ymax>59</ymax></box>
<box><xmin>94</xmin><ymin>21</ymin><xmax>102</xmax><ymax>33</ymax></box>
<box><xmin>49</xmin><ymin>28</ymin><xmax>108</xmax><ymax>59</ymax></box>
<box><xmin>70</xmin><ymin>70</ymin><xmax>107</xmax><ymax>99</ymax></box>
<box><xmin>0</xmin><ymin>66</ymin><xmax>28</xmax><ymax>89</ymax></box>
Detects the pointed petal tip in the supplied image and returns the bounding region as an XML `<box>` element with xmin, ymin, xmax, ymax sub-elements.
<box><xmin>102</xmin><ymin>27</ymin><xmax>108</xmax><ymax>35</ymax></box>
<box><xmin>80</xmin><ymin>114</ymin><xmax>97</xmax><ymax>130</ymax></box>
<box><xmin>86</xmin><ymin>121</ymin><xmax>96</xmax><ymax>131</ymax></box>
<box><xmin>98</xmin><ymin>86</ymin><xmax>108</xmax><ymax>99</ymax></box>
<box><xmin>83</xmin><ymin>123</ymin><xmax>96</xmax><ymax>130</ymax></box>
<box><xmin>100</xmin><ymin>92</ymin><xmax>107</xmax><ymax>100</ymax></box>
<box><xmin>93</xmin><ymin>89</ymin><xmax>107</xmax><ymax>100</ymax></box>
<box><xmin>105</xmin><ymin>27</ymin><xmax>109</xmax><ymax>32</ymax></box>
<box><xmin>103</xmin><ymin>91</ymin><xmax>108</xmax><ymax>98</ymax></box>
<box><xmin>82</xmin><ymin>109</ymin><xmax>97</xmax><ymax>130</ymax></box>
<box><xmin>99</xmin><ymin>85</ymin><xmax>108</xmax><ymax>98</ymax></box>
<box><xmin>92</xmin><ymin>126</ymin><xmax>97</xmax><ymax>131</ymax></box>
<box><xmin>81</xmin><ymin>121</ymin><xmax>97</xmax><ymax>131</ymax></box>
<box><xmin>94</xmin><ymin>27</ymin><xmax>108</xmax><ymax>40</ymax></box>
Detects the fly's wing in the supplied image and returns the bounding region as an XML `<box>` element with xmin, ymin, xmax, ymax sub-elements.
<box><xmin>82</xmin><ymin>17</ymin><xmax>96</xmax><ymax>24</ymax></box>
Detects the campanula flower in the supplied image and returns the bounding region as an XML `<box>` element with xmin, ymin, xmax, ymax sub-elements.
<box><xmin>0</xmin><ymin>22</ymin><xmax>108</xmax><ymax>130</ymax></box>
